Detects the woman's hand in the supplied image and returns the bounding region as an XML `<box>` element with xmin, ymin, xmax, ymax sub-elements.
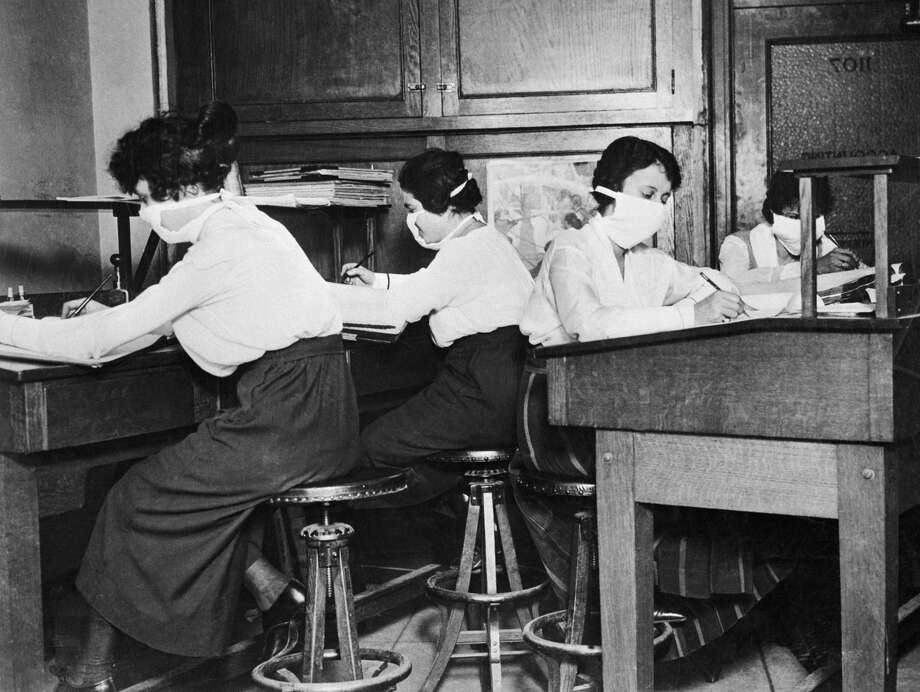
<box><xmin>816</xmin><ymin>248</ymin><xmax>860</xmax><ymax>274</ymax></box>
<box><xmin>341</xmin><ymin>264</ymin><xmax>375</xmax><ymax>286</ymax></box>
<box><xmin>60</xmin><ymin>298</ymin><xmax>108</xmax><ymax>318</ymax></box>
<box><xmin>694</xmin><ymin>290</ymin><xmax>745</xmax><ymax>324</ymax></box>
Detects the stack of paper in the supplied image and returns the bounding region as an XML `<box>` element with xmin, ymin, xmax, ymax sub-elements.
<box><xmin>245</xmin><ymin>166</ymin><xmax>393</xmax><ymax>208</ymax></box>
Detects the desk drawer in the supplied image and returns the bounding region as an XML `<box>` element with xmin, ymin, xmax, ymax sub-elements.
<box><xmin>0</xmin><ymin>364</ymin><xmax>217</xmax><ymax>453</ymax></box>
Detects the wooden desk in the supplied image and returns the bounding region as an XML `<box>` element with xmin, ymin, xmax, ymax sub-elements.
<box><xmin>0</xmin><ymin>345</ymin><xmax>217</xmax><ymax>691</ymax></box>
<box><xmin>540</xmin><ymin>316</ymin><xmax>920</xmax><ymax>691</ymax></box>
<box><xmin>0</xmin><ymin>329</ymin><xmax>440</xmax><ymax>691</ymax></box>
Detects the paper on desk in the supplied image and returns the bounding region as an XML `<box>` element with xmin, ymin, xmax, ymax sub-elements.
<box><xmin>816</xmin><ymin>302</ymin><xmax>875</xmax><ymax>315</ymax></box>
<box><xmin>738</xmin><ymin>266</ymin><xmax>876</xmax><ymax>297</ymax></box>
<box><xmin>735</xmin><ymin>292</ymin><xmax>798</xmax><ymax>319</ymax></box>
<box><xmin>0</xmin><ymin>333</ymin><xmax>161</xmax><ymax>368</ymax></box>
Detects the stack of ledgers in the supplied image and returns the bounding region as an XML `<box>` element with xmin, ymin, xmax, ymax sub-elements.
<box><xmin>244</xmin><ymin>166</ymin><xmax>393</xmax><ymax>207</ymax></box>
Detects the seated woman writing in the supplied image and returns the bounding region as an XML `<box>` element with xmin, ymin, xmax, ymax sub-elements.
<box><xmin>335</xmin><ymin>148</ymin><xmax>534</xmax><ymax>507</ymax></box>
<box><xmin>0</xmin><ymin>102</ymin><xmax>361</xmax><ymax>691</ymax></box>
<box><xmin>719</xmin><ymin>170</ymin><xmax>861</xmax><ymax>286</ymax></box>
<box><xmin>514</xmin><ymin>136</ymin><xmax>802</xmax><ymax>663</ymax></box>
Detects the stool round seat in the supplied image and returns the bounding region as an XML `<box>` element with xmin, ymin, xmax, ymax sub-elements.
<box><xmin>267</xmin><ymin>469</ymin><xmax>408</xmax><ymax>505</ymax></box>
<box><xmin>252</xmin><ymin>648</ymin><xmax>411</xmax><ymax>691</ymax></box>
<box><xmin>425</xmin><ymin>447</ymin><xmax>515</xmax><ymax>466</ymax></box>
<box><xmin>510</xmin><ymin>468</ymin><xmax>595</xmax><ymax>498</ymax></box>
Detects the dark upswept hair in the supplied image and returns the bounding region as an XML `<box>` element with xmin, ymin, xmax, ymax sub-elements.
<box><xmin>398</xmin><ymin>148</ymin><xmax>482</xmax><ymax>214</ymax></box>
<box><xmin>590</xmin><ymin>136</ymin><xmax>682</xmax><ymax>212</ymax></box>
<box><xmin>761</xmin><ymin>171</ymin><xmax>833</xmax><ymax>224</ymax></box>
<box><xmin>108</xmin><ymin>101</ymin><xmax>239</xmax><ymax>202</ymax></box>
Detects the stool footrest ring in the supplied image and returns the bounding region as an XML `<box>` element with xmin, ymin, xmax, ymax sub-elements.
<box><xmin>522</xmin><ymin>611</ymin><xmax>674</xmax><ymax>660</ymax></box>
<box><xmin>425</xmin><ymin>567</ymin><xmax>548</xmax><ymax>606</ymax></box>
<box><xmin>252</xmin><ymin>648</ymin><xmax>411</xmax><ymax>691</ymax></box>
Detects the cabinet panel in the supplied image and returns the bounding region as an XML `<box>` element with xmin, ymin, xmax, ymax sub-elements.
<box><xmin>439</xmin><ymin>0</ymin><xmax>687</xmax><ymax>117</ymax></box>
<box><xmin>175</xmin><ymin>0</ymin><xmax>427</xmax><ymax>121</ymax></box>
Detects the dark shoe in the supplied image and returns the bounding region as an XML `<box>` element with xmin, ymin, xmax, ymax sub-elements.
<box><xmin>653</xmin><ymin>607</ymin><xmax>688</xmax><ymax>626</ymax></box>
<box><xmin>53</xmin><ymin>668</ymin><xmax>116</xmax><ymax>692</ymax></box>
<box><xmin>261</xmin><ymin>579</ymin><xmax>307</xmax><ymax>661</ymax></box>
<box><xmin>654</xmin><ymin>593</ymin><xmax>691</xmax><ymax>626</ymax></box>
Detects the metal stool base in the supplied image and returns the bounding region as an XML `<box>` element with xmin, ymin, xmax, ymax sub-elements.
<box><xmin>252</xmin><ymin>649</ymin><xmax>411</xmax><ymax>691</ymax></box>
<box><xmin>420</xmin><ymin>475</ymin><xmax>548</xmax><ymax>692</ymax></box>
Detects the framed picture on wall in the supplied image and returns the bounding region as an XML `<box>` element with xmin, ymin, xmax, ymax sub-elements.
<box><xmin>486</xmin><ymin>155</ymin><xmax>600</xmax><ymax>272</ymax></box>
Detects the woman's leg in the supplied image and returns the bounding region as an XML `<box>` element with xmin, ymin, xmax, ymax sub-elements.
<box><xmin>54</xmin><ymin>595</ymin><xmax>118</xmax><ymax>690</ymax></box>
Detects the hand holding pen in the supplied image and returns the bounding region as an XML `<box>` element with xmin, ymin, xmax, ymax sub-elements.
<box><xmin>819</xmin><ymin>233</ymin><xmax>863</xmax><ymax>273</ymax></box>
<box><xmin>341</xmin><ymin>249</ymin><xmax>376</xmax><ymax>286</ymax></box>
<box><xmin>696</xmin><ymin>272</ymin><xmax>748</xmax><ymax>323</ymax></box>
<box><xmin>62</xmin><ymin>273</ymin><xmax>113</xmax><ymax>318</ymax></box>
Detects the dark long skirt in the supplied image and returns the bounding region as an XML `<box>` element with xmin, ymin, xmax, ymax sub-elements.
<box><xmin>362</xmin><ymin>325</ymin><xmax>526</xmax><ymax>506</ymax></box>
<box><xmin>512</xmin><ymin>355</ymin><xmax>802</xmax><ymax>658</ymax></box>
<box><xmin>76</xmin><ymin>335</ymin><xmax>361</xmax><ymax>657</ymax></box>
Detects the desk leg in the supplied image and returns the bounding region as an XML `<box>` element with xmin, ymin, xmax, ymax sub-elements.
<box><xmin>837</xmin><ymin>444</ymin><xmax>897</xmax><ymax>692</ymax></box>
<box><xmin>596</xmin><ymin>431</ymin><xmax>655</xmax><ymax>691</ymax></box>
<box><xmin>0</xmin><ymin>459</ymin><xmax>56</xmax><ymax>691</ymax></box>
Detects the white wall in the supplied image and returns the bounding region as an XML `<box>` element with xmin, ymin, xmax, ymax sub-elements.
<box><xmin>87</xmin><ymin>0</ymin><xmax>157</xmax><ymax>279</ymax></box>
<box><xmin>0</xmin><ymin>0</ymin><xmax>99</xmax><ymax>292</ymax></box>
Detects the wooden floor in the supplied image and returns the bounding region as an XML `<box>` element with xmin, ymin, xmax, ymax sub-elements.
<box><xmin>42</xmin><ymin>503</ymin><xmax>920</xmax><ymax>691</ymax></box>
<box><xmin>101</xmin><ymin>596</ymin><xmax>920</xmax><ymax>691</ymax></box>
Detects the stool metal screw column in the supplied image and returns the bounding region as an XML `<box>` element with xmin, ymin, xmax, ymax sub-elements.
<box><xmin>421</xmin><ymin>449</ymin><xmax>548</xmax><ymax>692</ymax></box>
<box><xmin>302</xmin><ymin>521</ymin><xmax>360</xmax><ymax>682</ymax></box>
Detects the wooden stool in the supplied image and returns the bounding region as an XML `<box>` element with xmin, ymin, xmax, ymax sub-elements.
<box><xmin>512</xmin><ymin>469</ymin><xmax>675</xmax><ymax>691</ymax></box>
<box><xmin>251</xmin><ymin>469</ymin><xmax>413</xmax><ymax>691</ymax></box>
<box><xmin>420</xmin><ymin>449</ymin><xmax>549</xmax><ymax>692</ymax></box>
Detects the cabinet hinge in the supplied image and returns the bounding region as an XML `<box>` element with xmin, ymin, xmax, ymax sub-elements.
<box><xmin>435</xmin><ymin>82</ymin><xmax>456</xmax><ymax>92</ymax></box>
<box><xmin>670</xmin><ymin>69</ymin><xmax>675</xmax><ymax>95</ymax></box>
<box><xmin>407</xmin><ymin>83</ymin><xmax>427</xmax><ymax>92</ymax></box>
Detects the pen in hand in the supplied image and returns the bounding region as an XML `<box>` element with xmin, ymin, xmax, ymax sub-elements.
<box><xmin>699</xmin><ymin>271</ymin><xmax>751</xmax><ymax>316</ymax></box>
<box><xmin>341</xmin><ymin>249</ymin><xmax>376</xmax><ymax>283</ymax></box>
<box><xmin>66</xmin><ymin>273</ymin><xmax>112</xmax><ymax>318</ymax></box>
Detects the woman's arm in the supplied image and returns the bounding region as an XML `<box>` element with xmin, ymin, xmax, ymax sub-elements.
<box><xmin>0</xmin><ymin>258</ymin><xmax>212</xmax><ymax>359</ymax></box>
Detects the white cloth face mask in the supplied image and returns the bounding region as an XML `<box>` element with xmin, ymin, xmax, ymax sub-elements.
<box><xmin>138</xmin><ymin>192</ymin><xmax>222</xmax><ymax>244</ymax></box>
<box><xmin>771</xmin><ymin>214</ymin><xmax>826</xmax><ymax>256</ymax></box>
<box><xmin>592</xmin><ymin>187</ymin><xmax>668</xmax><ymax>250</ymax></box>
<box><xmin>406</xmin><ymin>210</ymin><xmax>483</xmax><ymax>251</ymax></box>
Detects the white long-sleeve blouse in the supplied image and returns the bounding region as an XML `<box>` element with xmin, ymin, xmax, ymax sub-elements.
<box><xmin>332</xmin><ymin>224</ymin><xmax>534</xmax><ymax>348</ymax></box>
<box><xmin>520</xmin><ymin>217</ymin><xmax>722</xmax><ymax>347</ymax></box>
<box><xmin>0</xmin><ymin>198</ymin><xmax>341</xmax><ymax>376</ymax></box>
<box><xmin>719</xmin><ymin>221</ymin><xmax>837</xmax><ymax>287</ymax></box>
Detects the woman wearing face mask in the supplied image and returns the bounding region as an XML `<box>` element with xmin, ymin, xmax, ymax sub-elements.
<box><xmin>339</xmin><ymin>148</ymin><xmax>533</xmax><ymax>507</ymax></box>
<box><xmin>719</xmin><ymin>171</ymin><xmax>860</xmax><ymax>286</ymax></box>
<box><xmin>514</xmin><ymin>137</ymin><xmax>802</xmax><ymax>663</ymax></box>
<box><xmin>0</xmin><ymin>102</ymin><xmax>361</xmax><ymax>690</ymax></box>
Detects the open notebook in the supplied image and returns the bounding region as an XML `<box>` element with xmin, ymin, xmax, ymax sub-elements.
<box><xmin>0</xmin><ymin>333</ymin><xmax>162</xmax><ymax>368</ymax></box>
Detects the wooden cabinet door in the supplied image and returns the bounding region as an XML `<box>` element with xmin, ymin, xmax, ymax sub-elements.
<box><xmin>173</xmin><ymin>0</ymin><xmax>432</xmax><ymax>122</ymax></box>
<box><xmin>436</xmin><ymin>0</ymin><xmax>693</xmax><ymax>118</ymax></box>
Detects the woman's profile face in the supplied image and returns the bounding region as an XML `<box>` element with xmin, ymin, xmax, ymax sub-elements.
<box><xmin>620</xmin><ymin>162</ymin><xmax>673</xmax><ymax>205</ymax></box>
<box><xmin>402</xmin><ymin>190</ymin><xmax>459</xmax><ymax>243</ymax></box>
